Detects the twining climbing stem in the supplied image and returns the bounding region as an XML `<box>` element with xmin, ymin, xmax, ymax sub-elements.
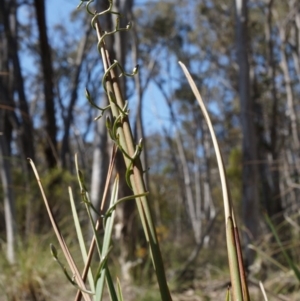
<box><xmin>77</xmin><ymin>1</ymin><xmax>173</xmax><ymax>301</ymax></box>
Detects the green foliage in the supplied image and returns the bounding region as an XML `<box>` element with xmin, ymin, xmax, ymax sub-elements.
<box><xmin>138</xmin><ymin>290</ymin><xmax>161</xmax><ymax>301</ymax></box>
<box><xmin>226</xmin><ymin>148</ymin><xmax>242</xmax><ymax>207</ymax></box>
<box><xmin>265</xmin><ymin>214</ymin><xmax>300</xmax><ymax>281</ymax></box>
<box><xmin>15</xmin><ymin>167</ymin><xmax>78</xmax><ymax>234</ymax></box>
<box><xmin>137</xmin><ymin>2</ymin><xmax>176</xmax><ymax>43</ymax></box>
<box><xmin>0</xmin><ymin>235</ymin><xmax>73</xmax><ymax>300</ymax></box>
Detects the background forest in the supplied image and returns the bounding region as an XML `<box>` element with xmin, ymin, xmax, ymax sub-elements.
<box><xmin>1</xmin><ymin>0</ymin><xmax>300</xmax><ymax>300</ymax></box>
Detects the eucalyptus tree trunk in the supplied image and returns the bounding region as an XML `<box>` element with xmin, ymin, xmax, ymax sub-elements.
<box><xmin>288</xmin><ymin>0</ymin><xmax>300</xmax><ymax>82</ymax></box>
<box><xmin>60</xmin><ymin>23</ymin><xmax>92</xmax><ymax>169</ymax></box>
<box><xmin>288</xmin><ymin>0</ymin><xmax>300</xmax><ymax>206</ymax></box>
<box><xmin>260</xmin><ymin>0</ymin><xmax>282</xmax><ymax>217</ymax></box>
<box><xmin>0</xmin><ymin>5</ymin><xmax>16</xmax><ymax>262</ymax></box>
<box><xmin>235</xmin><ymin>0</ymin><xmax>259</xmax><ymax>265</ymax></box>
<box><xmin>1</xmin><ymin>0</ymin><xmax>35</xmax><ymax>162</ymax></box>
<box><xmin>0</xmin><ymin>131</ymin><xmax>16</xmax><ymax>264</ymax></box>
<box><xmin>2</xmin><ymin>0</ymin><xmax>38</xmax><ymax>235</ymax></box>
<box><xmin>200</xmin><ymin>119</ymin><xmax>215</xmax><ymax>222</ymax></box>
<box><xmin>279</xmin><ymin>27</ymin><xmax>300</xmax><ymax>151</ymax></box>
<box><xmin>155</xmin><ymin>77</ymin><xmax>216</xmax><ymax>272</ymax></box>
<box><xmin>34</xmin><ymin>0</ymin><xmax>58</xmax><ymax>169</ymax></box>
<box><xmin>278</xmin><ymin>0</ymin><xmax>300</xmax><ymax>222</ymax></box>
<box><xmin>154</xmin><ymin>79</ymin><xmax>202</xmax><ymax>244</ymax></box>
<box><xmin>163</xmin><ymin>129</ymin><xmax>186</xmax><ymax>239</ymax></box>
<box><xmin>175</xmin><ymin>130</ymin><xmax>202</xmax><ymax>244</ymax></box>
<box><xmin>0</xmin><ymin>106</ymin><xmax>15</xmax><ymax>265</ymax></box>
<box><xmin>277</xmin><ymin>13</ymin><xmax>300</xmax><ymax>207</ymax></box>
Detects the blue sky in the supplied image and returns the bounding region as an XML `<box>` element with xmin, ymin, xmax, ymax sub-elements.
<box><xmin>44</xmin><ymin>0</ymin><xmax>173</xmax><ymax>138</ymax></box>
<box><xmin>18</xmin><ymin>0</ymin><xmax>225</xmax><ymax>143</ymax></box>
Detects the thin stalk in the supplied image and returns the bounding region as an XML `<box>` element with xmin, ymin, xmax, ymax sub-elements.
<box><xmin>28</xmin><ymin>159</ymin><xmax>92</xmax><ymax>301</ymax></box>
<box><xmin>179</xmin><ymin>62</ymin><xmax>248</xmax><ymax>301</ymax></box>
<box><xmin>74</xmin><ymin>146</ymin><xmax>117</xmax><ymax>301</ymax></box>
<box><xmin>94</xmin><ymin>18</ymin><xmax>172</xmax><ymax>301</ymax></box>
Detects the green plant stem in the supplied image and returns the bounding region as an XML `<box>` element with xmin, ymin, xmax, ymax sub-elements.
<box><xmin>227</xmin><ymin>217</ymin><xmax>243</xmax><ymax>301</ymax></box>
<box><xmin>179</xmin><ymin>62</ymin><xmax>247</xmax><ymax>301</ymax></box>
<box><xmin>94</xmin><ymin>19</ymin><xmax>172</xmax><ymax>301</ymax></box>
<box><xmin>74</xmin><ymin>147</ymin><xmax>117</xmax><ymax>301</ymax></box>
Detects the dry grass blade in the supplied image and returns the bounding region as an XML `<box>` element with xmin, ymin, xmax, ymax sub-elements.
<box><xmin>259</xmin><ymin>281</ymin><xmax>269</xmax><ymax>301</ymax></box>
<box><xmin>178</xmin><ymin>62</ymin><xmax>231</xmax><ymax>219</ymax></box>
<box><xmin>178</xmin><ymin>62</ymin><xmax>248</xmax><ymax>301</ymax></box>
<box><xmin>28</xmin><ymin>158</ymin><xmax>92</xmax><ymax>301</ymax></box>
